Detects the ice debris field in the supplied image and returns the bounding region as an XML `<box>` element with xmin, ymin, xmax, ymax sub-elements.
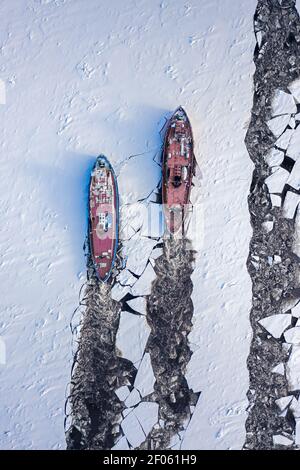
<box><xmin>2</xmin><ymin>0</ymin><xmax>300</xmax><ymax>451</ymax></box>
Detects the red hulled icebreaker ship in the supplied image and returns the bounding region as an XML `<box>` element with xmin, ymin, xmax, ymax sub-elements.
<box><xmin>162</xmin><ymin>107</ymin><xmax>195</xmax><ymax>235</ymax></box>
<box><xmin>89</xmin><ymin>155</ymin><xmax>119</xmax><ymax>282</ymax></box>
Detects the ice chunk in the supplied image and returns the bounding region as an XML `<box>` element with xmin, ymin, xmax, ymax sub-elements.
<box><xmin>271</xmin><ymin>89</ymin><xmax>297</xmax><ymax>116</ymax></box>
<box><xmin>116</xmin><ymin>269</ymin><xmax>137</xmax><ymax>287</ymax></box>
<box><xmin>127</xmin><ymin>296</ymin><xmax>147</xmax><ymax>315</ymax></box>
<box><xmin>125</xmin><ymin>388</ymin><xmax>141</xmax><ymax>407</ymax></box>
<box><xmin>262</xmin><ymin>221</ymin><xmax>273</xmax><ymax>233</ymax></box>
<box><xmin>275</xmin><ymin>395</ymin><xmax>293</xmax><ymax>411</ymax></box>
<box><xmin>290</xmin><ymin>397</ymin><xmax>300</xmax><ymax>419</ymax></box>
<box><xmin>134</xmin><ymin>353</ymin><xmax>156</xmax><ymax>397</ymax></box>
<box><xmin>286</xmin><ymin>345</ymin><xmax>300</xmax><ymax>391</ymax></box>
<box><xmin>282</xmin><ymin>191</ymin><xmax>300</xmax><ymax>219</ymax></box>
<box><xmin>288</xmin><ymin>78</ymin><xmax>300</xmax><ymax>103</ymax></box>
<box><xmin>115</xmin><ymin>386</ymin><xmax>130</xmax><ymax>402</ymax></box>
<box><xmin>112</xmin><ymin>436</ymin><xmax>130</xmax><ymax>450</ymax></box>
<box><xmin>259</xmin><ymin>314</ymin><xmax>292</xmax><ymax>339</ymax></box>
<box><xmin>133</xmin><ymin>401</ymin><xmax>159</xmax><ymax>436</ymax></box>
<box><xmin>116</xmin><ymin>311</ymin><xmax>150</xmax><ymax>363</ymax></box>
<box><xmin>265</xmin><ymin>168</ymin><xmax>289</xmax><ymax>193</ymax></box>
<box><xmin>290</xmin><ymin>117</ymin><xmax>296</xmax><ymax>129</ymax></box>
<box><xmin>265</xmin><ymin>148</ymin><xmax>284</xmax><ymax>167</ymax></box>
<box><xmin>150</xmin><ymin>247</ymin><xmax>163</xmax><ymax>260</ymax></box>
<box><xmin>287</xmin><ymin>159</ymin><xmax>300</xmax><ymax>190</ymax></box>
<box><xmin>273</xmin><ymin>434</ymin><xmax>293</xmax><ymax>447</ymax></box>
<box><xmin>293</xmin><ymin>206</ymin><xmax>300</xmax><ymax>257</ymax></box>
<box><xmin>292</xmin><ymin>302</ymin><xmax>300</xmax><ymax>318</ymax></box>
<box><xmin>131</xmin><ymin>262</ymin><xmax>156</xmax><ymax>296</ymax></box>
<box><xmin>296</xmin><ymin>420</ymin><xmax>300</xmax><ymax>447</ymax></box>
<box><xmin>267</xmin><ymin>115</ymin><xmax>290</xmax><ymax>137</ymax></box>
<box><xmin>284</xmin><ymin>327</ymin><xmax>300</xmax><ymax>344</ymax></box>
<box><xmin>271</xmin><ymin>363</ymin><xmax>285</xmax><ymax>375</ymax></box>
<box><xmin>121</xmin><ymin>410</ymin><xmax>146</xmax><ymax>448</ymax></box>
<box><xmin>276</xmin><ymin>129</ymin><xmax>293</xmax><ymax>150</ymax></box>
<box><xmin>281</xmin><ymin>296</ymin><xmax>300</xmax><ymax>314</ymax></box>
<box><xmin>287</xmin><ymin>126</ymin><xmax>300</xmax><ymax>161</ymax></box>
<box><xmin>111</xmin><ymin>283</ymin><xmax>130</xmax><ymax>302</ymax></box>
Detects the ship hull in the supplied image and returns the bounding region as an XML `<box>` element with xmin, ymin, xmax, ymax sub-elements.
<box><xmin>162</xmin><ymin>107</ymin><xmax>195</xmax><ymax>235</ymax></box>
<box><xmin>89</xmin><ymin>155</ymin><xmax>119</xmax><ymax>282</ymax></box>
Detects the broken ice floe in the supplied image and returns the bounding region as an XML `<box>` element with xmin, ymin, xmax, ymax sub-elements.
<box><xmin>258</xmin><ymin>314</ymin><xmax>292</xmax><ymax>339</ymax></box>
<box><xmin>288</xmin><ymin>78</ymin><xmax>300</xmax><ymax>103</ymax></box>
<box><xmin>275</xmin><ymin>395</ymin><xmax>293</xmax><ymax>411</ymax></box>
<box><xmin>286</xmin><ymin>126</ymin><xmax>300</xmax><ymax>161</ymax></box>
<box><xmin>131</xmin><ymin>262</ymin><xmax>156</xmax><ymax>296</ymax></box>
<box><xmin>293</xmin><ymin>206</ymin><xmax>300</xmax><ymax>257</ymax></box>
<box><xmin>271</xmin><ymin>89</ymin><xmax>297</xmax><ymax>116</ymax></box>
<box><xmin>125</xmin><ymin>388</ymin><xmax>141</xmax><ymax>407</ymax></box>
<box><xmin>295</xmin><ymin>420</ymin><xmax>300</xmax><ymax>447</ymax></box>
<box><xmin>282</xmin><ymin>191</ymin><xmax>300</xmax><ymax>219</ymax></box>
<box><xmin>134</xmin><ymin>402</ymin><xmax>159</xmax><ymax>436</ymax></box>
<box><xmin>265</xmin><ymin>148</ymin><xmax>284</xmax><ymax>167</ymax></box>
<box><xmin>111</xmin><ymin>282</ymin><xmax>131</xmax><ymax>302</ymax></box>
<box><xmin>121</xmin><ymin>409</ymin><xmax>147</xmax><ymax>448</ymax></box>
<box><xmin>271</xmin><ymin>363</ymin><xmax>285</xmax><ymax>375</ymax></box>
<box><xmin>292</xmin><ymin>302</ymin><xmax>300</xmax><ymax>318</ymax></box>
<box><xmin>273</xmin><ymin>434</ymin><xmax>294</xmax><ymax>447</ymax></box>
<box><xmin>111</xmin><ymin>436</ymin><xmax>130</xmax><ymax>450</ymax></box>
<box><xmin>116</xmin><ymin>269</ymin><xmax>137</xmax><ymax>287</ymax></box>
<box><xmin>267</xmin><ymin>115</ymin><xmax>290</xmax><ymax>137</ymax></box>
<box><xmin>290</xmin><ymin>397</ymin><xmax>300</xmax><ymax>419</ymax></box>
<box><xmin>116</xmin><ymin>310</ymin><xmax>150</xmax><ymax>364</ymax></box>
<box><xmin>262</xmin><ymin>220</ymin><xmax>273</xmax><ymax>233</ymax></box>
<box><xmin>276</xmin><ymin>128</ymin><xmax>293</xmax><ymax>150</ymax></box>
<box><xmin>115</xmin><ymin>386</ymin><xmax>131</xmax><ymax>402</ymax></box>
<box><xmin>126</xmin><ymin>296</ymin><xmax>147</xmax><ymax>315</ymax></box>
<box><xmin>265</xmin><ymin>167</ymin><xmax>289</xmax><ymax>193</ymax></box>
<box><xmin>133</xmin><ymin>353</ymin><xmax>155</xmax><ymax>397</ymax></box>
<box><xmin>284</xmin><ymin>327</ymin><xmax>300</xmax><ymax>344</ymax></box>
<box><xmin>286</xmin><ymin>345</ymin><xmax>300</xmax><ymax>391</ymax></box>
<box><xmin>287</xmin><ymin>158</ymin><xmax>300</xmax><ymax>190</ymax></box>
<box><xmin>121</xmin><ymin>401</ymin><xmax>158</xmax><ymax>448</ymax></box>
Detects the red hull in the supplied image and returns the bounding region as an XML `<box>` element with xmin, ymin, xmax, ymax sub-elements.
<box><xmin>89</xmin><ymin>156</ymin><xmax>119</xmax><ymax>282</ymax></box>
<box><xmin>162</xmin><ymin>107</ymin><xmax>195</xmax><ymax>234</ymax></box>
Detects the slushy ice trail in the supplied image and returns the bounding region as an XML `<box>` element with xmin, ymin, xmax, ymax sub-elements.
<box><xmin>65</xmin><ymin>256</ymin><xmax>135</xmax><ymax>450</ymax></box>
<box><xmin>244</xmin><ymin>0</ymin><xmax>300</xmax><ymax>450</ymax></box>
<box><xmin>140</xmin><ymin>237</ymin><xmax>200</xmax><ymax>449</ymax></box>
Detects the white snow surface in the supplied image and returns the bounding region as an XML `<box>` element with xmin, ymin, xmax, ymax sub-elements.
<box><xmin>0</xmin><ymin>0</ymin><xmax>256</xmax><ymax>450</ymax></box>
